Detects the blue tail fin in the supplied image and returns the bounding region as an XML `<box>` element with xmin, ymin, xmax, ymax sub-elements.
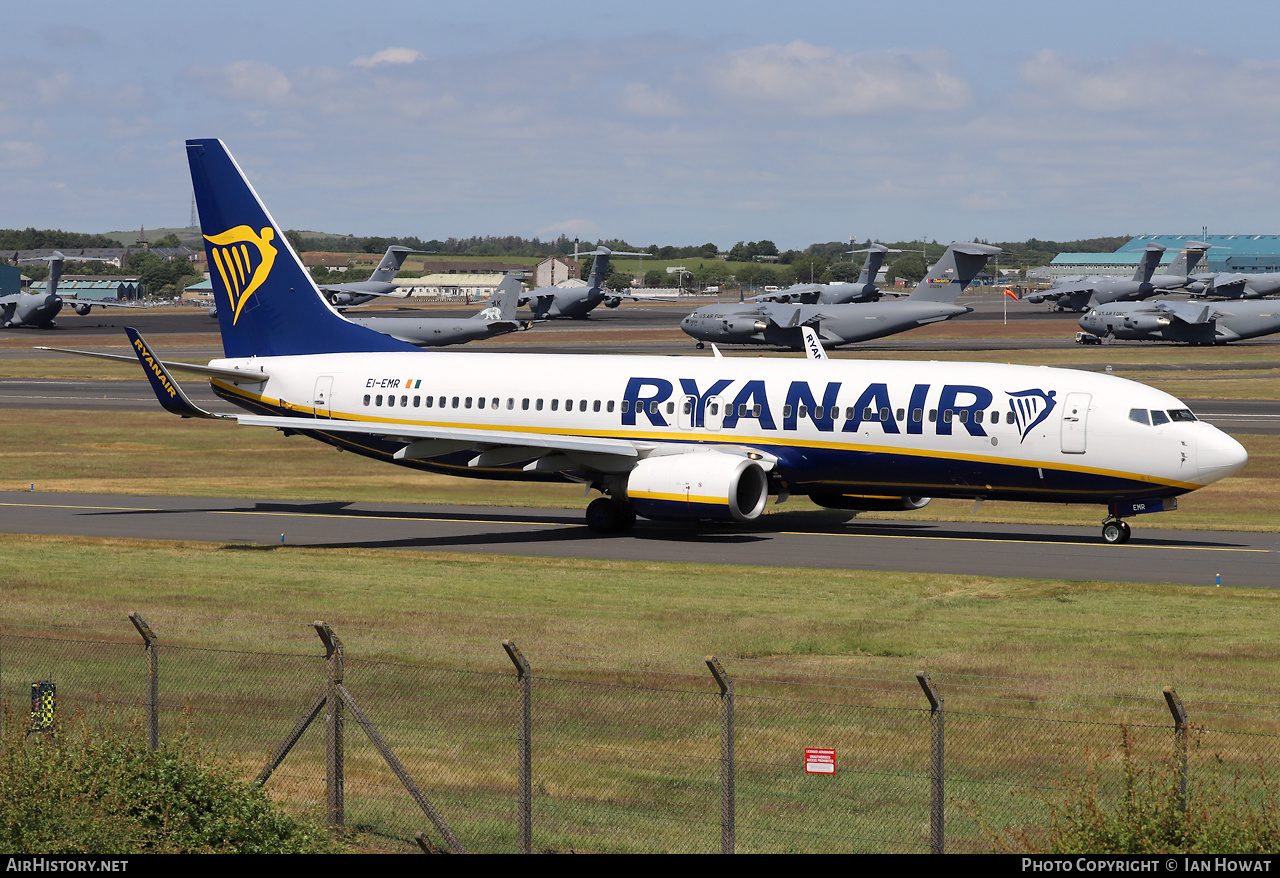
<box><xmin>187</xmin><ymin>139</ymin><xmax>419</xmax><ymax>358</ymax></box>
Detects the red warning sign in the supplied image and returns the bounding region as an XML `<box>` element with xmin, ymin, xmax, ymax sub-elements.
<box><xmin>805</xmin><ymin>748</ymin><xmax>836</xmax><ymax>774</ymax></box>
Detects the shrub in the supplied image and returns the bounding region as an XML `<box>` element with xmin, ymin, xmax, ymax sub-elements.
<box><xmin>0</xmin><ymin>713</ymin><xmax>343</xmax><ymax>854</ymax></box>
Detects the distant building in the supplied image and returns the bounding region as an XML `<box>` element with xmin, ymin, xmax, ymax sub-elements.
<box><xmin>534</xmin><ymin>256</ymin><xmax>580</xmax><ymax>287</ymax></box>
<box><xmin>1046</xmin><ymin>234</ymin><xmax>1280</xmax><ymax>279</ymax></box>
<box><xmin>301</xmin><ymin>252</ymin><xmax>351</xmax><ymax>272</ymax></box>
<box><xmin>396</xmin><ymin>272</ymin><xmax>510</xmax><ymax>299</ymax></box>
<box><xmin>0</xmin><ymin>264</ymin><xmax>18</xmax><ymax>296</ymax></box>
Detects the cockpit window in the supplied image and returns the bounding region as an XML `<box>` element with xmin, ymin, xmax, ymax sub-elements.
<box><xmin>1129</xmin><ymin>408</ymin><xmax>1150</xmax><ymax>425</ymax></box>
<box><xmin>1151</xmin><ymin>410</ymin><xmax>1170</xmax><ymax>426</ymax></box>
<box><xmin>1168</xmin><ymin>409</ymin><xmax>1197</xmax><ymax>422</ymax></box>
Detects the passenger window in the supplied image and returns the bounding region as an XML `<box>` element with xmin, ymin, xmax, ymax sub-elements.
<box><xmin>913</xmin><ymin>409</ymin><xmax>923</xmax><ymax>422</ymax></box>
<box><xmin>862</xmin><ymin>407</ymin><xmax>872</xmax><ymax>420</ymax></box>
<box><xmin>845</xmin><ymin>407</ymin><xmax>855</xmax><ymax>420</ymax></box>
<box><xmin>650</xmin><ymin>401</ymin><xmax>659</xmax><ymax>415</ymax></box>
<box><xmin>709</xmin><ymin>403</ymin><xmax>719</xmax><ymax>415</ymax></box>
<box><xmin>666</xmin><ymin>402</ymin><xmax>674</xmax><ymax>415</ymax></box>
<box><xmin>363</xmin><ymin>394</ymin><xmax>370</xmax><ymax>406</ymax></box>
<box><xmin>607</xmin><ymin>400</ymin><xmax>615</xmax><ymax>413</ymax></box>
<box><xmin>974</xmin><ymin>410</ymin><xmax>984</xmax><ymax>424</ymax></box>
<box><xmin>896</xmin><ymin>408</ymin><xmax>905</xmax><ymax>421</ymax></box>
<box><xmin>929</xmin><ymin>410</ymin><xmax>937</xmax><ymax>422</ymax></box>
<box><xmin>1151</xmin><ymin>410</ymin><xmax>1170</xmax><ymax>426</ymax></box>
<box><xmin>815</xmin><ymin>406</ymin><xmax>824</xmax><ymax>419</ymax></box>
<box><xmin>401</xmin><ymin>395</ymin><xmax>408</xmax><ymax>407</ymax></box>
<box><xmin>738</xmin><ymin>404</ymin><xmax>748</xmax><ymax>417</ymax></box>
<box><xmin>551</xmin><ymin>399</ymin><xmax>559</xmax><ymax>411</ymax></box>
<box><xmin>1129</xmin><ymin>409</ymin><xmax>1150</xmax><ymax>425</ymax></box>
<box><xmin>376</xmin><ymin>394</ymin><xmax>383</xmax><ymax>406</ymax></box>
<box><xmin>943</xmin><ymin>410</ymin><xmax>953</xmax><ymax>422</ymax></box>
<box><xmin>413</xmin><ymin>396</ymin><xmax>420</xmax><ymax>407</ymax></box>
<box><xmin>958</xmin><ymin>410</ymin><xmax>968</xmax><ymax>424</ymax></box>
<box><xmin>783</xmin><ymin>405</ymin><xmax>792</xmax><ymax>418</ymax></box>
<box><xmin>752</xmin><ymin>404</ymin><xmax>762</xmax><ymax>417</ymax></box>
<box><xmin>465</xmin><ymin>397</ymin><xmax>472</xmax><ymax>409</ymax></box>
<box><xmin>507</xmin><ymin>398</ymin><xmax>514</xmax><ymax>410</ymax></box>
<box><xmin>683</xmin><ymin>400</ymin><xmax>692</xmax><ymax>415</ymax></box>
<box><xmin>492</xmin><ymin>398</ymin><xmax>499</xmax><ymax>410</ymax></box>
<box><xmin>451</xmin><ymin>397</ymin><xmax>459</xmax><ymax>408</ymax></box>
<box><xmin>1006</xmin><ymin>411</ymin><xmax>1015</xmax><ymax>424</ymax></box>
<box><xmin>620</xmin><ymin>400</ymin><xmax>629</xmax><ymax>413</ymax></box>
<box><xmin>522</xmin><ymin>398</ymin><xmax>529</xmax><ymax>410</ymax></box>
<box><xmin>536</xmin><ymin>399</ymin><xmax>544</xmax><ymax>411</ymax></box>
<box><xmin>388</xmin><ymin>396</ymin><xmax>395</xmax><ymax>407</ymax></box>
<box><xmin>425</xmin><ymin>397</ymin><xmax>433</xmax><ymax>408</ymax></box>
<box><xmin>798</xmin><ymin>405</ymin><xmax>808</xmax><ymax>418</ymax></box>
<box><xmin>879</xmin><ymin>407</ymin><xmax>890</xmax><ymax>422</ymax></box>
<box><xmin>567</xmin><ymin>399</ymin><xmax>573</xmax><ymax>411</ymax></box>
<box><xmin>594</xmin><ymin>400</ymin><xmax>601</xmax><ymax>412</ymax></box>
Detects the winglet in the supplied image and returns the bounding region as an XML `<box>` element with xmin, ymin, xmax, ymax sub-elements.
<box><xmin>125</xmin><ymin>327</ymin><xmax>228</xmax><ymax>419</ymax></box>
<box><xmin>801</xmin><ymin>325</ymin><xmax>828</xmax><ymax>359</ymax></box>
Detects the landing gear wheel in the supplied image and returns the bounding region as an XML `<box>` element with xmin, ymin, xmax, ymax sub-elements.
<box><xmin>696</xmin><ymin>342</ymin><xmax>705</xmax><ymax>349</ymax></box>
<box><xmin>1102</xmin><ymin>519</ymin><xmax>1130</xmax><ymax>544</ymax></box>
<box><xmin>586</xmin><ymin>498</ymin><xmax>634</xmax><ymax>534</ymax></box>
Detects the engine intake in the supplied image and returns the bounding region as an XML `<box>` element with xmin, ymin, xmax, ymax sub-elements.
<box><xmin>625</xmin><ymin>452</ymin><xmax>769</xmax><ymax>522</ymax></box>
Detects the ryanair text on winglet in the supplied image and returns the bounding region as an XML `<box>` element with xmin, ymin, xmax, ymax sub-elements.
<box><xmin>132</xmin><ymin>337</ymin><xmax>177</xmax><ymax>399</ymax></box>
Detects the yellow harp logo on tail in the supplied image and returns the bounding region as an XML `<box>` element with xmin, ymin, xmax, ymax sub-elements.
<box><xmin>205</xmin><ymin>226</ymin><xmax>278</xmax><ymax>325</ymax></box>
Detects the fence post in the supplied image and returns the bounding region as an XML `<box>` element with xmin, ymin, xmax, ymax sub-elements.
<box><xmin>315</xmin><ymin>621</ymin><xmax>344</xmax><ymax>831</ymax></box>
<box><xmin>917</xmin><ymin>672</ymin><xmax>944</xmax><ymax>854</ymax></box>
<box><xmin>502</xmin><ymin>640</ymin><xmax>532</xmax><ymax>854</ymax></box>
<box><xmin>1163</xmin><ymin>687</ymin><xmax>1189</xmax><ymax>811</ymax></box>
<box><xmin>128</xmin><ymin>613</ymin><xmax>159</xmax><ymax>751</ymax></box>
<box><xmin>706</xmin><ymin>656</ymin><xmax>735</xmax><ymax>854</ymax></box>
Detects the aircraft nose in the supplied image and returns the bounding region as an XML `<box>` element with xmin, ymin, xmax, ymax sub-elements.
<box><xmin>1196</xmin><ymin>425</ymin><xmax>1248</xmax><ymax>484</ymax></box>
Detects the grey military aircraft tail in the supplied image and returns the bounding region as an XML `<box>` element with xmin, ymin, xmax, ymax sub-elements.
<box><xmin>680</xmin><ymin>241</ymin><xmax>1000</xmax><ymax>350</ymax></box>
<box><xmin>522</xmin><ymin>246</ymin><xmax>649</xmax><ymax>319</ymax></box>
<box><xmin>346</xmin><ymin>273</ymin><xmax>533</xmax><ymax>347</ymax></box>
<box><xmin>1079</xmin><ymin>298</ymin><xmax>1280</xmax><ymax>345</ymax></box>
<box><xmin>749</xmin><ymin>243</ymin><xmax>899</xmax><ymax>305</ymax></box>
<box><xmin>1</xmin><ymin>252</ymin><xmax>140</xmax><ymax>329</ymax></box>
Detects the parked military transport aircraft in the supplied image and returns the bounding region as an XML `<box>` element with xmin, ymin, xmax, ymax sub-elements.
<box><xmin>2</xmin><ymin>252</ymin><xmax>139</xmax><ymax>329</ymax></box>
<box><xmin>1193</xmin><ymin>272</ymin><xmax>1280</xmax><ymax>300</ymax></box>
<box><xmin>42</xmin><ymin>139</ymin><xmax>1248</xmax><ymax>544</ymax></box>
<box><xmin>320</xmin><ymin>244</ymin><xmax>413</xmax><ymax>308</ymax></box>
<box><xmin>1023</xmin><ymin>244</ymin><xmax>1169</xmax><ymax>312</ymax></box>
<box><xmin>1078</xmin><ymin>299</ymin><xmax>1280</xmax><ymax>345</ymax></box>
<box><xmin>749</xmin><ymin>243</ymin><xmax>898</xmax><ymax>305</ymax></box>
<box><xmin>345</xmin><ymin>274</ymin><xmax>532</xmax><ymax>346</ymax></box>
<box><xmin>522</xmin><ymin>246</ymin><xmax>649</xmax><ymax>319</ymax></box>
<box><xmin>679</xmin><ymin>241</ymin><xmax>999</xmax><ymax>350</ymax></box>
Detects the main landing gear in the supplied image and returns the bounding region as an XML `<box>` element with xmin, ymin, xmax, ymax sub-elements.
<box><xmin>1101</xmin><ymin>518</ymin><xmax>1131</xmax><ymax>544</ymax></box>
<box><xmin>586</xmin><ymin>497</ymin><xmax>637</xmax><ymax>535</ymax></box>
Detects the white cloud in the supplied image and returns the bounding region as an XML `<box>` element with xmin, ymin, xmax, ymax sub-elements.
<box><xmin>189</xmin><ymin>61</ymin><xmax>293</xmax><ymax>105</ymax></box>
<box><xmin>0</xmin><ymin>141</ymin><xmax>44</xmax><ymax>170</ymax></box>
<box><xmin>712</xmin><ymin>41</ymin><xmax>970</xmax><ymax>116</ymax></box>
<box><xmin>352</xmin><ymin>48</ymin><xmax>425</xmax><ymax>68</ymax></box>
<box><xmin>621</xmin><ymin>82</ymin><xmax>683</xmax><ymax>117</ymax></box>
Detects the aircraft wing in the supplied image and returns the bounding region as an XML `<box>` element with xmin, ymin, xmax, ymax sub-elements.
<box><xmin>756</xmin><ymin>304</ymin><xmax>824</xmax><ymax>328</ymax></box>
<box><xmin>1153</xmin><ymin>300</ymin><xmax>1221</xmax><ymax>325</ymax></box>
<box><xmin>1206</xmin><ymin>274</ymin><xmax>1250</xmax><ymax>298</ymax></box>
<box><xmin>748</xmin><ymin>286</ymin><xmax>821</xmax><ymax>304</ymax></box>
<box><xmin>1025</xmin><ymin>283</ymin><xmax>1093</xmax><ymax>301</ymax></box>
<box><xmin>63</xmin><ymin>298</ymin><xmax>143</xmax><ymax>309</ymax></box>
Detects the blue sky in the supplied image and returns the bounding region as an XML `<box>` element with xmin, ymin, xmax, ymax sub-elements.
<box><xmin>5</xmin><ymin>0</ymin><xmax>1280</xmax><ymax>249</ymax></box>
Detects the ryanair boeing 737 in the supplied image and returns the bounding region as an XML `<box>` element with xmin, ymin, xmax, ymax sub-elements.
<box><xmin>44</xmin><ymin>140</ymin><xmax>1249</xmax><ymax>543</ymax></box>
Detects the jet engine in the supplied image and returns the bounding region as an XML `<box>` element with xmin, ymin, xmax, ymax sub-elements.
<box><xmin>624</xmin><ymin>452</ymin><xmax>769</xmax><ymax>522</ymax></box>
<box><xmin>1124</xmin><ymin>314</ymin><xmax>1171</xmax><ymax>332</ymax></box>
<box><xmin>73</xmin><ymin>303</ymin><xmax>93</xmax><ymax>316</ymax></box>
<box><xmin>721</xmin><ymin>316</ymin><xmax>768</xmax><ymax>337</ymax></box>
<box><xmin>1023</xmin><ymin>294</ymin><xmax>1045</xmax><ymax>304</ymax></box>
<box><xmin>809</xmin><ymin>494</ymin><xmax>931</xmax><ymax>512</ymax></box>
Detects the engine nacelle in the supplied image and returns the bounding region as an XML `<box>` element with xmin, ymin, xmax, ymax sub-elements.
<box><xmin>721</xmin><ymin>316</ymin><xmax>767</xmax><ymax>337</ymax></box>
<box><xmin>1024</xmin><ymin>294</ymin><xmax>1045</xmax><ymax>304</ymax></box>
<box><xmin>810</xmin><ymin>494</ymin><xmax>932</xmax><ymax>512</ymax></box>
<box><xmin>328</xmin><ymin>292</ymin><xmax>356</xmax><ymax>307</ymax></box>
<box><xmin>604</xmin><ymin>298</ymin><xmax>622</xmax><ymax>308</ymax></box>
<box><xmin>74</xmin><ymin>303</ymin><xmax>93</xmax><ymax>316</ymax></box>
<box><xmin>1124</xmin><ymin>314</ymin><xmax>1171</xmax><ymax>332</ymax></box>
<box><xmin>625</xmin><ymin>452</ymin><xmax>769</xmax><ymax>522</ymax></box>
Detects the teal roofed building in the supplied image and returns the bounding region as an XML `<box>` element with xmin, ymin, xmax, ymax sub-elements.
<box><xmin>1044</xmin><ymin>235</ymin><xmax>1280</xmax><ymax>279</ymax></box>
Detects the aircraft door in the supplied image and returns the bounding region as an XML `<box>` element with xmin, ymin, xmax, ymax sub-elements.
<box><xmin>314</xmin><ymin>376</ymin><xmax>334</xmax><ymax>417</ymax></box>
<box><xmin>1060</xmin><ymin>392</ymin><xmax>1090</xmax><ymax>454</ymax></box>
<box><xmin>677</xmin><ymin>395</ymin><xmax>696</xmax><ymax>430</ymax></box>
<box><xmin>704</xmin><ymin>396</ymin><xmax>725</xmax><ymax>431</ymax></box>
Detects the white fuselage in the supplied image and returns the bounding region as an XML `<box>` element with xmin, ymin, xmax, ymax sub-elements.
<box><xmin>207</xmin><ymin>351</ymin><xmax>1247</xmax><ymax>504</ymax></box>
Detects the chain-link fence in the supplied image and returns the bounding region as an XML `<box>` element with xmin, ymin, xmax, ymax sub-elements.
<box><xmin>2</xmin><ymin>612</ymin><xmax>1278</xmax><ymax>853</ymax></box>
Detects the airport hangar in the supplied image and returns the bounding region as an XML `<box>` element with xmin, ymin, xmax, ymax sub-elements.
<box><xmin>1039</xmin><ymin>234</ymin><xmax>1280</xmax><ymax>280</ymax></box>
